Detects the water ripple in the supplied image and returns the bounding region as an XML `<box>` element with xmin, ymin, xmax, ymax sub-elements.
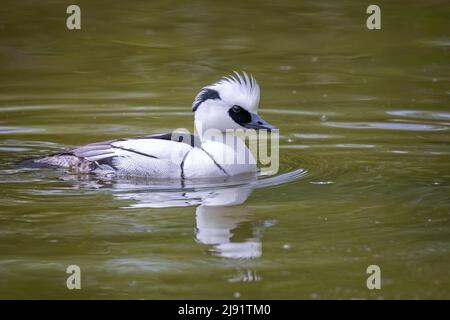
<box><xmin>386</xmin><ymin>110</ymin><xmax>450</xmax><ymax>121</ymax></box>
<box><xmin>0</xmin><ymin>126</ymin><xmax>45</xmax><ymax>134</ymax></box>
<box><xmin>322</xmin><ymin>121</ymin><xmax>448</xmax><ymax>131</ymax></box>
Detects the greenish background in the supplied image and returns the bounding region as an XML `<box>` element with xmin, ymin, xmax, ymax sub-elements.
<box><xmin>0</xmin><ymin>0</ymin><xmax>449</xmax><ymax>299</ymax></box>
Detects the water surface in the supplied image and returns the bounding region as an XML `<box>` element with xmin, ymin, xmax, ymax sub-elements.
<box><xmin>0</xmin><ymin>0</ymin><xmax>449</xmax><ymax>299</ymax></box>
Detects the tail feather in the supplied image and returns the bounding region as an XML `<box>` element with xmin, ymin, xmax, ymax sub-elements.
<box><xmin>19</xmin><ymin>154</ymin><xmax>95</xmax><ymax>172</ymax></box>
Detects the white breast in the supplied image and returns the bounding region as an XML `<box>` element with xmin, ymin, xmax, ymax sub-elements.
<box><xmin>183</xmin><ymin>139</ymin><xmax>257</xmax><ymax>178</ymax></box>
<box><xmin>182</xmin><ymin>147</ymin><xmax>226</xmax><ymax>178</ymax></box>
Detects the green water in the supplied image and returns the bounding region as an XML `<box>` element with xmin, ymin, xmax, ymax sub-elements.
<box><xmin>0</xmin><ymin>0</ymin><xmax>449</xmax><ymax>299</ymax></box>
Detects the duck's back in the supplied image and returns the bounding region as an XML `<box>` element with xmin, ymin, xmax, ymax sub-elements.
<box><xmin>32</xmin><ymin>133</ymin><xmax>198</xmax><ymax>178</ymax></box>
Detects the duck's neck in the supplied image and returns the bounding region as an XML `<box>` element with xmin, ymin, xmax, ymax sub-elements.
<box><xmin>195</xmin><ymin>122</ymin><xmax>234</xmax><ymax>146</ymax></box>
<box><xmin>199</xmin><ymin>130</ymin><xmax>229</xmax><ymax>145</ymax></box>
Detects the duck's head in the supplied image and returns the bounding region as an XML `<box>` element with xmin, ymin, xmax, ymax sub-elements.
<box><xmin>192</xmin><ymin>72</ymin><xmax>276</xmax><ymax>137</ymax></box>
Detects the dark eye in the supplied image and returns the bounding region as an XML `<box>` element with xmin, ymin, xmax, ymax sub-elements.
<box><xmin>231</xmin><ymin>105</ymin><xmax>243</xmax><ymax>113</ymax></box>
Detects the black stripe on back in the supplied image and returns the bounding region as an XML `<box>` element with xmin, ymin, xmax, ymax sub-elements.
<box><xmin>111</xmin><ymin>146</ymin><xmax>158</xmax><ymax>159</ymax></box>
<box><xmin>129</xmin><ymin>133</ymin><xmax>201</xmax><ymax>148</ymax></box>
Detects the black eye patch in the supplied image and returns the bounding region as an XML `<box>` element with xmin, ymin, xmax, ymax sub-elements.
<box><xmin>228</xmin><ymin>105</ymin><xmax>252</xmax><ymax>125</ymax></box>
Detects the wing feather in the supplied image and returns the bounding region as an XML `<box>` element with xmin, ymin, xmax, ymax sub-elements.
<box><xmin>62</xmin><ymin>133</ymin><xmax>197</xmax><ymax>164</ymax></box>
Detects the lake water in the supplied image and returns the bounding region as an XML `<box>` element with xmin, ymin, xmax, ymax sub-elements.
<box><xmin>0</xmin><ymin>0</ymin><xmax>449</xmax><ymax>299</ymax></box>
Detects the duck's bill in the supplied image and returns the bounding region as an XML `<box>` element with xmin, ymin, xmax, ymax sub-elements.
<box><xmin>243</xmin><ymin>113</ymin><xmax>277</xmax><ymax>131</ymax></box>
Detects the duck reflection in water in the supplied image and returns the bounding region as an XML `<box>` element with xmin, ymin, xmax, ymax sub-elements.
<box><xmin>194</xmin><ymin>187</ymin><xmax>277</xmax><ymax>259</ymax></box>
<box><xmin>60</xmin><ymin>169</ymin><xmax>304</xmax><ymax>259</ymax></box>
<box><xmin>113</xmin><ymin>178</ymin><xmax>274</xmax><ymax>259</ymax></box>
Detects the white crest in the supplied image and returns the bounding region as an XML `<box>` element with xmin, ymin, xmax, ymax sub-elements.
<box><xmin>193</xmin><ymin>71</ymin><xmax>261</xmax><ymax>113</ymax></box>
